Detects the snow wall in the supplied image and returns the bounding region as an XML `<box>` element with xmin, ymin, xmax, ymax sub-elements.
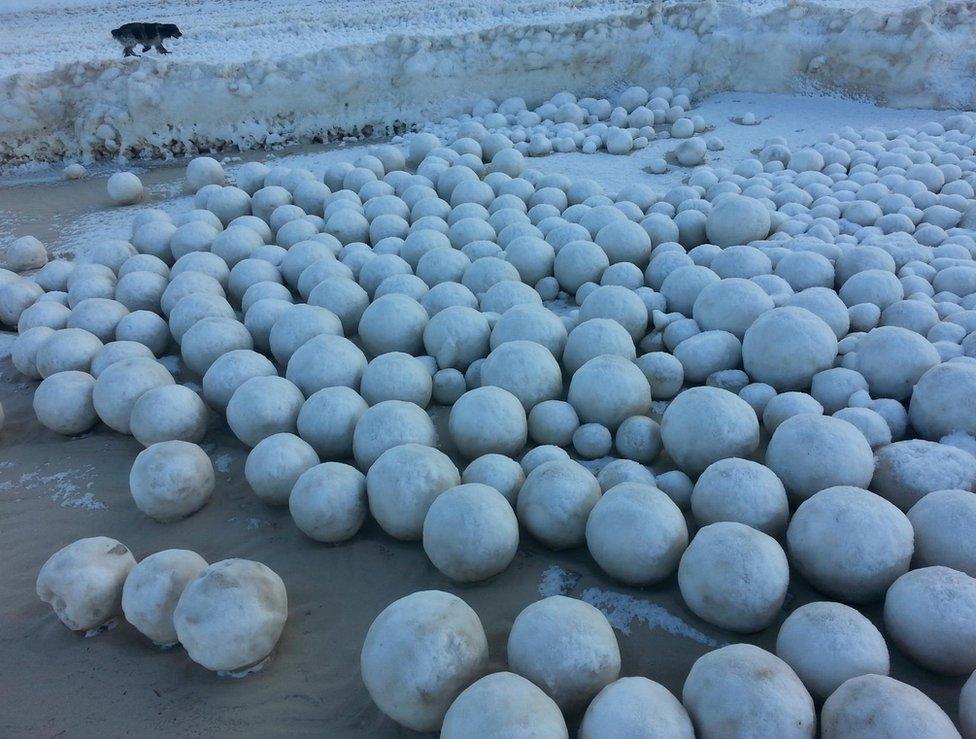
<box><xmin>2</xmin><ymin>0</ymin><xmax>975</xmax><ymax>165</ymax></box>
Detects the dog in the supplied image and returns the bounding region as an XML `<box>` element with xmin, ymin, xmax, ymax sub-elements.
<box><xmin>111</xmin><ymin>23</ymin><xmax>182</xmax><ymax>57</ymax></box>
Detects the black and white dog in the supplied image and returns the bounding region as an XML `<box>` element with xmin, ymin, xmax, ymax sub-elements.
<box><xmin>111</xmin><ymin>23</ymin><xmax>182</xmax><ymax>57</ymax></box>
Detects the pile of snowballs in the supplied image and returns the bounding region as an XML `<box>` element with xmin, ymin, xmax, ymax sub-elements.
<box><xmin>6</xmin><ymin>83</ymin><xmax>976</xmax><ymax>734</ymax></box>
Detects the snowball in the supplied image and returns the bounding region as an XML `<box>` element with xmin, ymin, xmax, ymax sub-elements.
<box><xmin>353</xmin><ymin>400</ymin><xmax>437</xmax><ymax>469</ymax></box>
<box><xmin>568</xmin><ymin>354</ymin><xmax>651</xmax><ymax>430</ymax></box>
<box><xmin>661</xmin><ymin>265</ymin><xmax>720</xmax><ymax>316</ymax></box>
<box><xmin>693</xmin><ymin>278</ymin><xmax>774</xmax><ymax>338</ymax></box>
<box><xmin>810</xmin><ymin>367</ymin><xmax>868</xmax><ymax>413</ymax></box>
<box><xmin>361</xmin><ymin>590</ymin><xmax>488</xmax><ymax>732</ymax></box>
<box><xmin>0</xmin><ymin>280</ymin><xmax>44</xmax><ymax>326</ymax></box>
<box><xmin>33</xmin><ymin>370</ymin><xmax>98</xmax><ymax>435</ymax></box>
<box><xmin>289</xmin><ymin>462</ymin><xmax>367</xmax><ymax>542</ymax></box>
<box><xmin>908</xmin><ymin>489</ymin><xmax>976</xmax><ymax>576</ymax></box>
<box><xmin>635</xmin><ymin>351</ymin><xmax>684</xmax><ymax>399</ymax></box>
<box><xmin>226</xmin><ymin>375</ymin><xmax>304</xmax><ymax>448</ymax></box>
<box><xmin>121</xmin><ymin>549</ymin><xmax>208</xmax><ymax>645</ymax></box>
<box><xmin>461</xmin><ymin>454</ymin><xmax>525</xmax><ymax>505</ymax></box>
<box><xmin>563</xmin><ymin>319</ymin><xmax>635</xmax><ymax>375</ymax></box>
<box><xmin>820</xmin><ymin>674</ymin><xmax>960</xmax><ymax>739</ymax></box>
<box><xmin>449</xmin><ymin>386</ymin><xmax>526</xmax><ymax>459</ymax></box>
<box><xmin>573</xmin><ymin>423</ymin><xmax>612</xmax><ymax>458</ymax></box>
<box><xmin>107</xmin><ymin>172</ymin><xmax>144</xmax><ymax>206</ymax></box>
<box><xmin>585</xmin><ymin>482</ymin><xmax>687</xmax><ymax>585</ymax></box>
<box><xmin>661</xmin><ymin>387</ymin><xmax>760</xmax><ymax>475</ymax></box>
<box><xmin>908</xmin><ymin>362</ymin><xmax>976</xmax><ymax>439</ymax></box>
<box><xmin>691</xmin><ymin>458</ymin><xmax>789</xmax><ymax>536</ymax></box>
<box><xmin>180</xmin><ymin>317</ymin><xmax>253</xmax><ymax>376</ymax></box>
<box><xmin>35</xmin><ymin>327</ymin><xmax>103</xmax><ymax>377</ymax></box>
<box><xmin>201</xmin><ymin>349</ymin><xmax>276</xmax><ymax>411</ymax></box>
<box><xmin>92</xmin><ymin>356</ymin><xmax>174</xmax><ymax>433</ymax></box>
<box><xmin>441</xmin><ymin>672</ymin><xmax>568</xmax><ymax>739</ymax></box>
<box><xmin>853</xmin><ymin>326</ymin><xmax>940</xmax><ymax>400</ymax></box>
<box><xmin>269</xmin><ymin>304</ymin><xmax>343</xmax><ymax>365</ymax></box>
<box><xmin>580</xmin><ymin>677</ymin><xmax>692</xmax><ymax>738</ymax></box>
<box><xmin>245</xmin><ymin>432</ymin><xmax>319</xmax><ymax>506</ymax></box>
<box><xmin>742</xmin><ymin>307</ymin><xmax>838</xmax><ymax>391</ymax></box>
<box><xmin>358</xmin><ymin>294</ymin><xmax>428</xmax><ymax>357</ymax></box>
<box><xmin>422</xmin><ymin>305</ymin><xmax>489</xmax><ymax>370</ymax></box>
<box><xmin>130</xmin><ymin>384</ymin><xmax>208</xmax><ymax>446</ymax></box>
<box><xmin>775</xmin><ymin>601</ymin><xmax>889</xmax><ymax>701</ymax></box>
<box><xmin>480</xmin><ymin>340</ymin><xmax>562</xmax><ymax>410</ymax></box>
<box><xmin>174</xmin><ymin>558</ymin><xmax>287</xmax><ymax>672</ymax></box>
<box><xmin>682</xmin><ymin>644</ymin><xmax>815</xmax><ymax>738</ymax></box>
<box><xmin>596</xmin><ymin>459</ymin><xmax>656</xmax><ymax>491</ymax></box>
<box><xmin>12</xmin><ymin>326</ymin><xmax>55</xmax><ymax>379</ymax></box>
<box><xmin>4</xmin><ymin>235</ymin><xmax>47</xmax><ymax>272</ymax></box>
<box><xmin>36</xmin><ymin>536</ymin><xmax>136</xmax><ymax>631</ymax></box>
<box><xmin>285</xmin><ymin>334</ymin><xmax>368</xmax><ymax>396</ymax></box>
<box><xmin>884</xmin><ymin>566</ymin><xmax>976</xmax><ymax>675</ymax></box>
<box><xmin>360</xmin><ymin>352</ymin><xmax>432</xmax><ymax>407</ymax></box>
<box><xmin>507</xmin><ymin>595</ymin><xmax>620</xmax><ymax>712</ymax></box>
<box><xmin>614</xmin><ymin>415</ymin><xmax>662</xmax><ymax>463</ymax></box>
<box><xmin>765</xmin><ymin>412</ymin><xmax>874</xmax><ymax>503</ymax></box>
<box><xmin>705</xmin><ymin>195</ymin><xmax>771</xmax><ymax>247</ymax></box>
<box><xmin>678</xmin><ymin>521</ymin><xmax>788</xmax><ymax>632</ymax></box>
<box><xmin>516</xmin><ymin>459</ymin><xmax>600</xmax><ymax>549</ymax></box>
<box><xmin>423</xmin><ymin>483</ymin><xmax>518</xmax><ymax>581</ymax></box>
<box><xmin>872</xmin><ymin>439</ymin><xmax>976</xmax><ymax>511</ymax></box>
<box><xmin>185</xmin><ymin>156</ymin><xmax>225</xmax><ymax>192</ymax></box>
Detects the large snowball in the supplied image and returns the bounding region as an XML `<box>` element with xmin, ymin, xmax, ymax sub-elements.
<box><xmin>480</xmin><ymin>340</ymin><xmax>562</xmax><ymax>410</ymax></box>
<box><xmin>765</xmin><ymin>414</ymin><xmax>874</xmax><ymax>503</ymax></box>
<box><xmin>33</xmin><ymin>370</ymin><xmax>98</xmax><ymax>435</ymax></box>
<box><xmin>908</xmin><ymin>362</ymin><xmax>976</xmax><ymax>439</ymax></box>
<box><xmin>787</xmin><ymin>486</ymin><xmax>913</xmax><ymax>603</ymax></box>
<box><xmin>174</xmin><ymin>559</ymin><xmax>287</xmax><ymax>672</ymax></box>
<box><xmin>130</xmin><ymin>384</ymin><xmax>208</xmax><ymax>446</ymax></box>
<box><xmin>704</xmin><ymin>195</ymin><xmax>771</xmax><ymax>247</ymax></box>
<box><xmin>516</xmin><ymin>459</ymin><xmax>601</xmax><ymax>549</ymax></box>
<box><xmin>289</xmin><ymin>462</ymin><xmax>366</xmax><ymax>543</ymax></box>
<box><xmin>661</xmin><ymin>387</ymin><xmax>760</xmax><ymax>475</ymax></box>
<box><xmin>353</xmin><ymin>400</ymin><xmax>437</xmax><ymax>469</ymax></box>
<box><xmin>507</xmin><ymin>595</ymin><xmax>620</xmax><ymax>712</ymax></box>
<box><xmin>691</xmin><ymin>457</ymin><xmax>789</xmax><ymax>536</ymax></box>
<box><xmin>907</xmin><ymin>489</ymin><xmax>976</xmax><ymax>576</ymax></box>
<box><xmin>585</xmin><ymin>482</ymin><xmax>687</xmax><ymax>585</ymax></box>
<box><xmin>129</xmin><ymin>441</ymin><xmax>215</xmax><ymax>521</ymax></box>
<box><xmin>423</xmin><ymin>483</ymin><xmax>518</xmax><ymax>581</ymax></box>
<box><xmin>872</xmin><ymin>439</ymin><xmax>976</xmax><ymax>511</ymax></box>
<box><xmin>441</xmin><ymin>671</ymin><xmax>568</xmax><ymax>739</ymax></box>
<box><xmin>682</xmin><ymin>644</ymin><xmax>815</xmax><ymax>738</ymax></box>
<box><xmin>121</xmin><ymin>549</ymin><xmax>208</xmax><ymax>645</ymax></box>
<box><xmin>449</xmin><ymin>386</ymin><xmax>527</xmax><ymax>459</ymax></box>
<box><xmin>580</xmin><ymin>677</ymin><xmax>693</xmax><ymax>739</ymax></box>
<box><xmin>568</xmin><ymin>354</ymin><xmax>651</xmax><ymax>430</ymax></box>
<box><xmin>853</xmin><ymin>326</ymin><xmax>940</xmax><ymax>400</ymax></box>
<box><xmin>244</xmin><ymin>432</ymin><xmax>319</xmax><ymax>506</ymax></box>
<box><xmin>742</xmin><ymin>307</ymin><xmax>838</xmax><ymax>391</ymax></box>
<box><xmin>883</xmin><ymin>566</ymin><xmax>976</xmax><ymax>675</ymax></box>
<box><xmin>92</xmin><ymin>356</ymin><xmax>174</xmax><ymax>434</ymax></box>
<box><xmin>820</xmin><ymin>675</ymin><xmax>960</xmax><ymax>739</ymax></box>
<box><xmin>775</xmin><ymin>601</ymin><xmax>889</xmax><ymax>701</ymax></box>
<box><xmin>226</xmin><ymin>376</ymin><xmax>304</xmax><ymax>448</ymax></box>
<box><xmin>361</xmin><ymin>590</ymin><xmax>488</xmax><ymax>732</ymax></box>
<box><xmin>678</xmin><ymin>521</ymin><xmax>789</xmax><ymax>632</ymax></box>
<box><xmin>36</xmin><ymin>536</ymin><xmax>136</xmax><ymax>631</ymax></box>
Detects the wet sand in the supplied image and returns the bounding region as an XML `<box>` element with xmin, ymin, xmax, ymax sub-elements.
<box><xmin>0</xmin><ymin>129</ymin><xmax>969</xmax><ymax>737</ymax></box>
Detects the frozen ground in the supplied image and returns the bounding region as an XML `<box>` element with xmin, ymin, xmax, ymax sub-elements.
<box><xmin>2</xmin><ymin>0</ymin><xmax>975</xmax><ymax>164</ymax></box>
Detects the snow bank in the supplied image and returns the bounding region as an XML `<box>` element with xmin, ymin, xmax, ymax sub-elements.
<box><xmin>2</xmin><ymin>0</ymin><xmax>974</xmax><ymax>164</ymax></box>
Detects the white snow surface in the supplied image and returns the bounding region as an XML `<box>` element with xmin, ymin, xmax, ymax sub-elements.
<box><xmin>1</xmin><ymin>0</ymin><xmax>973</xmax><ymax>164</ymax></box>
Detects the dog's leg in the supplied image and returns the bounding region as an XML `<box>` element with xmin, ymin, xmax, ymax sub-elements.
<box><xmin>155</xmin><ymin>44</ymin><xmax>170</xmax><ymax>54</ymax></box>
<box><xmin>142</xmin><ymin>44</ymin><xmax>151</xmax><ymax>52</ymax></box>
<box><xmin>123</xmin><ymin>46</ymin><xmax>138</xmax><ymax>57</ymax></box>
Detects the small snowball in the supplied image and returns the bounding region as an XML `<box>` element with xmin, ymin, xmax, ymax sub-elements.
<box><xmin>661</xmin><ymin>387</ymin><xmax>760</xmax><ymax>475</ymax></box>
<box><xmin>289</xmin><ymin>462</ymin><xmax>367</xmax><ymax>542</ymax></box>
<box><xmin>122</xmin><ymin>549</ymin><xmax>208</xmax><ymax>645</ymax></box>
<box><xmin>245</xmin><ymin>432</ymin><xmax>319</xmax><ymax>506</ymax></box>
<box><xmin>461</xmin><ymin>454</ymin><xmax>525</xmax><ymax>505</ymax></box>
<box><xmin>517</xmin><ymin>459</ymin><xmax>600</xmax><ymax>549</ymax></box>
<box><xmin>441</xmin><ymin>672</ymin><xmax>568</xmax><ymax>739</ymax></box>
<box><xmin>107</xmin><ymin>172</ymin><xmax>144</xmax><ymax>206</ymax></box>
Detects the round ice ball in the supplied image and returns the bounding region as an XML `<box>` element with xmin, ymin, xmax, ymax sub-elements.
<box><xmin>682</xmin><ymin>644</ymin><xmax>815</xmax><ymax>738</ymax></box>
<box><xmin>775</xmin><ymin>601</ymin><xmax>889</xmax><ymax>701</ymax></box>
<box><xmin>33</xmin><ymin>370</ymin><xmax>98</xmax><ymax>435</ymax></box>
<box><xmin>704</xmin><ymin>194</ymin><xmax>771</xmax><ymax>247</ymax></box>
<box><xmin>528</xmin><ymin>399</ymin><xmax>579</xmax><ymax>447</ymax></box>
<box><xmin>121</xmin><ymin>549</ymin><xmax>208</xmax><ymax>646</ymax></box>
<box><xmin>244</xmin><ymin>432</ymin><xmax>319</xmax><ymax>506</ymax></box>
<box><xmin>130</xmin><ymin>384</ymin><xmax>208</xmax><ymax>446</ymax></box>
<box><xmin>962</xmin><ymin>672</ymin><xmax>976</xmax><ymax>739</ymax></box>
<box><xmin>742</xmin><ymin>307</ymin><xmax>838</xmax><ymax>391</ymax></box>
<box><xmin>92</xmin><ymin>356</ymin><xmax>174</xmax><ymax>434</ymax></box>
<box><xmin>361</xmin><ymin>352</ymin><xmax>432</xmax><ymax>407</ymax></box>
<box><xmin>441</xmin><ymin>671</ymin><xmax>568</xmax><ymax>739</ymax></box>
<box><xmin>883</xmin><ymin>566</ymin><xmax>976</xmax><ymax>675</ymax></box>
<box><xmin>872</xmin><ymin>439</ymin><xmax>976</xmax><ymax>511</ymax></box>
<box><xmin>480</xmin><ymin>340</ymin><xmax>562</xmax><ymax>411</ymax></box>
<box><xmin>691</xmin><ymin>458</ymin><xmax>789</xmax><ymax>536</ymax></box>
<box><xmin>580</xmin><ymin>677</ymin><xmax>693</xmax><ymax>739</ymax></box>
<box><xmin>678</xmin><ymin>521</ymin><xmax>789</xmax><ymax>632</ymax></box>
<box><xmin>174</xmin><ymin>558</ymin><xmax>287</xmax><ymax>672</ymax></box>
<box><xmin>366</xmin><ymin>443</ymin><xmax>459</xmax><ymax>540</ymax></box>
<box><xmin>853</xmin><ymin>326</ymin><xmax>940</xmax><ymax>401</ymax></box>
<box><xmin>5</xmin><ymin>235</ymin><xmax>48</xmax><ymax>272</ymax></box>
<box><xmin>361</xmin><ymin>590</ymin><xmax>488</xmax><ymax>732</ymax></box>
<box><xmin>353</xmin><ymin>400</ymin><xmax>437</xmax><ymax>470</ymax></box>
<box><xmin>129</xmin><ymin>441</ymin><xmax>215</xmax><ymax>521</ymax></box>
<box><xmin>107</xmin><ymin>172</ymin><xmax>144</xmax><ymax>206</ymax></box>
<box><xmin>461</xmin><ymin>454</ymin><xmax>524</xmax><ymax>505</ymax></box>
<box><xmin>907</xmin><ymin>489</ymin><xmax>976</xmax><ymax>576</ymax></box>
<box><xmin>766</xmin><ymin>414</ymin><xmax>874</xmax><ymax>503</ymax></box>
<box><xmin>36</xmin><ymin>536</ymin><xmax>136</xmax><ymax>631</ymax></box>
<box><xmin>289</xmin><ymin>462</ymin><xmax>366</xmax><ymax>543</ymax></box>
<box><xmin>585</xmin><ymin>482</ymin><xmax>687</xmax><ymax>585</ymax></box>
<box><xmin>661</xmin><ymin>387</ymin><xmax>760</xmax><ymax>476</ymax></box>
<box><xmin>201</xmin><ymin>349</ymin><xmax>276</xmax><ymax>411</ymax></box>
<box><xmin>516</xmin><ymin>459</ymin><xmax>601</xmax><ymax>549</ymax></box>
<box><xmin>184</xmin><ymin>156</ymin><xmax>225</xmax><ymax>192</ymax></box>
<box><xmin>423</xmin><ymin>483</ymin><xmax>518</xmax><ymax>582</ymax></box>
<box><xmin>226</xmin><ymin>375</ymin><xmax>304</xmax><ymax>448</ymax></box>
<box><xmin>787</xmin><ymin>486</ymin><xmax>913</xmax><ymax>603</ymax></box>
<box><xmin>909</xmin><ymin>362</ymin><xmax>976</xmax><ymax>440</ymax></box>
<box><xmin>820</xmin><ymin>674</ymin><xmax>960</xmax><ymax>739</ymax></box>
<box><xmin>449</xmin><ymin>386</ymin><xmax>526</xmax><ymax>459</ymax></box>
<box><xmin>568</xmin><ymin>354</ymin><xmax>651</xmax><ymax>431</ymax></box>
<box><xmin>507</xmin><ymin>595</ymin><xmax>620</xmax><ymax>712</ymax></box>
<box><xmin>35</xmin><ymin>326</ymin><xmax>103</xmax><ymax>378</ymax></box>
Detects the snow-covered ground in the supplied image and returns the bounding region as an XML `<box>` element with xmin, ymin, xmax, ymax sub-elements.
<box><xmin>2</xmin><ymin>0</ymin><xmax>975</xmax><ymax>164</ymax></box>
